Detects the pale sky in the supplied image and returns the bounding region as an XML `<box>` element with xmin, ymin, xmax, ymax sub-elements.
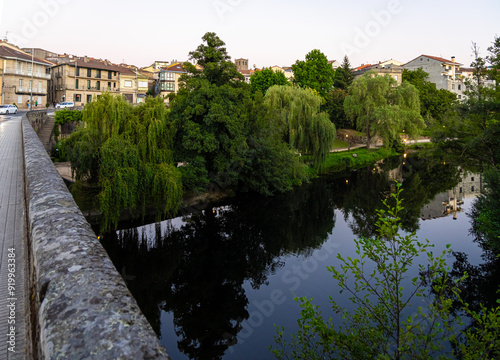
<box><xmin>1</xmin><ymin>0</ymin><xmax>499</xmax><ymax>69</ymax></box>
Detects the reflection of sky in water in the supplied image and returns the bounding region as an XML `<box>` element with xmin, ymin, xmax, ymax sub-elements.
<box><xmin>106</xmin><ymin>163</ymin><xmax>488</xmax><ymax>360</ymax></box>
<box><xmin>149</xmin><ymin>195</ymin><xmax>482</xmax><ymax>360</ymax></box>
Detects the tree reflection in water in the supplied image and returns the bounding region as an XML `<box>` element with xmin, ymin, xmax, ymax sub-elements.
<box><xmin>99</xmin><ymin>154</ymin><xmax>464</xmax><ymax>359</ymax></box>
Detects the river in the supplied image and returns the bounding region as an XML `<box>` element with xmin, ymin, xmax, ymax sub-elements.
<box><xmin>96</xmin><ymin>154</ymin><xmax>494</xmax><ymax>359</ymax></box>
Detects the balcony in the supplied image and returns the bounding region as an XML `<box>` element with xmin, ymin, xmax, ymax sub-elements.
<box><xmin>3</xmin><ymin>68</ymin><xmax>51</xmax><ymax>79</ymax></box>
<box><xmin>15</xmin><ymin>86</ymin><xmax>47</xmax><ymax>95</ymax></box>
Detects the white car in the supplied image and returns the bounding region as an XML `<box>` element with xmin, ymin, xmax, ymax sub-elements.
<box><xmin>55</xmin><ymin>102</ymin><xmax>75</xmax><ymax>109</ymax></box>
<box><xmin>0</xmin><ymin>104</ymin><xmax>18</xmax><ymax>114</ymax></box>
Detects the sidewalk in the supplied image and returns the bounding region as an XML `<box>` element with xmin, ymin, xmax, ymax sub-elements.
<box><xmin>0</xmin><ymin>116</ymin><xmax>28</xmax><ymax>359</ymax></box>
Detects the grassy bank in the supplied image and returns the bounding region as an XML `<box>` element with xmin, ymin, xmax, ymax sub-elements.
<box><xmin>318</xmin><ymin>147</ymin><xmax>398</xmax><ymax>174</ymax></box>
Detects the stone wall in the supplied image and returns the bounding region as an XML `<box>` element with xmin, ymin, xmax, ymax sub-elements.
<box><xmin>21</xmin><ymin>116</ymin><xmax>170</xmax><ymax>359</ymax></box>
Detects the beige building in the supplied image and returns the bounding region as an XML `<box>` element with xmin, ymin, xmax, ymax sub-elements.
<box><xmin>353</xmin><ymin>62</ymin><xmax>403</xmax><ymax>86</ymax></box>
<box><xmin>0</xmin><ymin>41</ymin><xmax>53</xmax><ymax>108</ymax></box>
<box><xmin>49</xmin><ymin>56</ymin><xmax>122</xmax><ymax>106</ymax></box>
<box><xmin>118</xmin><ymin>66</ymin><xmax>149</xmax><ymax>104</ymax></box>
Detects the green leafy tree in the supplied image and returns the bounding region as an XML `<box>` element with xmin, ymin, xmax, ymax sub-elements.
<box><xmin>270</xmin><ymin>186</ymin><xmax>463</xmax><ymax>359</ymax></box>
<box><xmin>292</xmin><ymin>49</ymin><xmax>335</xmax><ymax>98</ymax></box>
<box><xmin>344</xmin><ymin>71</ymin><xmax>425</xmax><ymax>150</ymax></box>
<box><xmin>238</xmin><ymin>92</ymin><xmax>308</xmax><ymax>195</ymax></box>
<box><xmin>333</xmin><ymin>55</ymin><xmax>354</xmax><ymax>91</ymax></box>
<box><xmin>169</xmin><ymin>32</ymin><xmax>251</xmax><ymax>192</ymax></box>
<box><xmin>323</xmin><ymin>88</ymin><xmax>350</xmax><ymax>128</ymax></box>
<box><xmin>264</xmin><ymin>85</ymin><xmax>336</xmax><ymax>169</ymax></box>
<box><xmin>433</xmin><ymin>37</ymin><xmax>500</xmax><ymax>167</ymax></box>
<box><xmin>250</xmin><ymin>68</ymin><xmax>289</xmax><ymax>95</ymax></box>
<box><xmin>402</xmin><ymin>68</ymin><xmax>457</xmax><ymax>124</ymax></box>
<box><xmin>470</xmin><ymin>167</ymin><xmax>500</xmax><ymax>252</ymax></box>
<box><xmin>63</xmin><ymin>94</ymin><xmax>183</xmax><ymax>231</ymax></box>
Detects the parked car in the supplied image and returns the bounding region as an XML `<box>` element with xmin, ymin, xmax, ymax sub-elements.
<box><xmin>55</xmin><ymin>102</ymin><xmax>75</xmax><ymax>109</ymax></box>
<box><xmin>0</xmin><ymin>104</ymin><xmax>18</xmax><ymax>114</ymax></box>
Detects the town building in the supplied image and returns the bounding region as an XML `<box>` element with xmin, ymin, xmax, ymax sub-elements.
<box><xmin>328</xmin><ymin>60</ymin><xmax>341</xmax><ymax>70</ymax></box>
<box><xmin>403</xmin><ymin>55</ymin><xmax>466</xmax><ymax>99</ymax></box>
<box><xmin>0</xmin><ymin>41</ymin><xmax>53</xmax><ymax>108</ymax></box>
<box><xmin>158</xmin><ymin>62</ymin><xmax>186</xmax><ymax>99</ymax></box>
<box><xmin>353</xmin><ymin>61</ymin><xmax>403</xmax><ymax>86</ymax></box>
<box><xmin>235</xmin><ymin>58</ymin><xmax>249</xmax><ymax>71</ymax></box>
<box><xmin>49</xmin><ymin>56</ymin><xmax>122</xmax><ymax>106</ymax></box>
<box><xmin>118</xmin><ymin>65</ymin><xmax>149</xmax><ymax>104</ymax></box>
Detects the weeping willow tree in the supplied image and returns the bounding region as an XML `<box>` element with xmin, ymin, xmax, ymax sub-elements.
<box><xmin>63</xmin><ymin>93</ymin><xmax>182</xmax><ymax>231</ymax></box>
<box><xmin>264</xmin><ymin>85</ymin><xmax>336</xmax><ymax>168</ymax></box>
<box><xmin>344</xmin><ymin>71</ymin><xmax>425</xmax><ymax>150</ymax></box>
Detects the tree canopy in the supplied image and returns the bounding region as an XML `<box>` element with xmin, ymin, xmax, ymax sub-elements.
<box><xmin>402</xmin><ymin>68</ymin><xmax>457</xmax><ymax>124</ymax></box>
<box><xmin>265</xmin><ymin>85</ymin><xmax>336</xmax><ymax>168</ymax></box>
<box><xmin>63</xmin><ymin>94</ymin><xmax>183</xmax><ymax>231</ymax></box>
<box><xmin>250</xmin><ymin>68</ymin><xmax>289</xmax><ymax>95</ymax></box>
<box><xmin>292</xmin><ymin>49</ymin><xmax>335</xmax><ymax>98</ymax></box>
<box><xmin>333</xmin><ymin>55</ymin><xmax>354</xmax><ymax>91</ymax></box>
<box><xmin>344</xmin><ymin>71</ymin><xmax>425</xmax><ymax>149</ymax></box>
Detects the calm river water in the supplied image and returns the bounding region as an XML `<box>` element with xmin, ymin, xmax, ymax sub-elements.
<box><xmin>97</xmin><ymin>155</ymin><xmax>494</xmax><ymax>360</ymax></box>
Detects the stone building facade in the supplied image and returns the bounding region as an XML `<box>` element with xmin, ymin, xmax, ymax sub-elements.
<box><xmin>0</xmin><ymin>42</ymin><xmax>53</xmax><ymax>108</ymax></box>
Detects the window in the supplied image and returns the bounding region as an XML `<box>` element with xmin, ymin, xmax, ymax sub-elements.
<box><xmin>113</xmin><ymin>82</ymin><xmax>116</xmax><ymax>88</ymax></box>
<box><xmin>452</xmin><ymin>84</ymin><xmax>455</xmax><ymax>90</ymax></box>
<box><xmin>459</xmin><ymin>187</ymin><xmax>463</xmax><ymax>193</ymax></box>
<box><xmin>471</xmin><ymin>177</ymin><xmax>474</xmax><ymax>181</ymax></box>
<box><xmin>74</xmin><ymin>94</ymin><xmax>81</xmax><ymax>102</ymax></box>
<box><xmin>96</xmin><ymin>81</ymin><xmax>100</xmax><ymax>90</ymax></box>
<box><xmin>458</xmin><ymin>84</ymin><xmax>462</xmax><ymax>90</ymax></box>
<box><xmin>108</xmin><ymin>82</ymin><xmax>111</xmax><ymax>90</ymax></box>
<box><xmin>124</xmin><ymin>80</ymin><xmax>133</xmax><ymax>87</ymax></box>
<box><xmin>87</xmin><ymin>94</ymin><xmax>92</xmax><ymax>103</ymax></box>
<box><xmin>76</xmin><ymin>67</ymin><xmax>80</xmax><ymax>76</ymax></box>
<box><xmin>166</xmin><ymin>72</ymin><xmax>175</xmax><ymax>80</ymax></box>
<box><xmin>161</xmin><ymin>82</ymin><xmax>175</xmax><ymax>91</ymax></box>
<box><xmin>19</xmin><ymin>79</ymin><xmax>23</xmax><ymax>88</ymax></box>
<box><xmin>87</xmin><ymin>80</ymin><xmax>91</xmax><ymax>89</ymax></box>
<box><xmin>76</xmin><ymin>79</ymin><xmax>79</xmax><ymax>89</ymax></box>
<box><xmin>471</xmin><ymin>186</ymin><xmax>475</xmax><ymax>192</ymax></box>
<box><xmin>114</xmin><ymin>72</ymin><xmax>117</xmax><ymax>76</ymax></box>
<box><xmin>138</xmin><ymin>80</ymin><xmax>148</xmax><ymax>88</ymax></box>
<box><xmin>96</xmin><ymin>69</ymin><xmax>101</xmax><ymax>78</ymax></box>
<box><xmin>394</xmin><ymin>75</ymin><xmax>398</xmax><ymax>81</ymax></box>
<box><xmin>28</xmin><ymin>63</ymin><xmax>33</xmax><ymax>76</ymax></box>
<box><xmin>18</xmin><ymin>95</ymin><xmax>23</xmax><ymax>104</ymax></box>
<box><xmin>29</xmin><ymin>80</ymin><xmax>33</xmax><ymax>90</ymax></box>
<box><xmin>87</xmin><ymin>68</ymin><xmax>92</xmax><ymax>77</ymax></box>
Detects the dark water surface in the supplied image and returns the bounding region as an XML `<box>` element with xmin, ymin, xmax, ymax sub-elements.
<box><xmin>98</xmin><ymin>155</ymin><xmax>492</xmax><ymax>360</ymax></box>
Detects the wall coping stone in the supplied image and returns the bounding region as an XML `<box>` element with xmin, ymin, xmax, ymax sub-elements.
<box><xmin>22</xmin><ymin>116</ymin><xmax>170</xmax><ymax>359</ymax></box>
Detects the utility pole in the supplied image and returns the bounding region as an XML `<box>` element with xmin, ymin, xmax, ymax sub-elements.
<box><xmin>30</xmin><ymin>48</ymin><xmax>33</xmax><ymax>110</ymax></box>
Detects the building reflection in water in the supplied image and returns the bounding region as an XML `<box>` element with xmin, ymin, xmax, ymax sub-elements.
<box><xmin>420</xmin><ymin>171</ymin><xmax>482</xmax><ymax>221</ymax></box>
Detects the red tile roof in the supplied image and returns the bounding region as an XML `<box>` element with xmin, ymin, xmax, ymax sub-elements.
<box><xmin>0</xmin><ymin>43</ymin><xmax>54</xmax><ymax>66</ymax></box>
<box><xmin>404</xmin><ymin>55</ymin><xmax>463</xmax><ymax>66</ymax></box>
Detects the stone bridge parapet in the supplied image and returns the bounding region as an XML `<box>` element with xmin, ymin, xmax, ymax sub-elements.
<box><xmin>22</xmin><ymin>117</ymin><xmax>170</xmax><ymax>359</ymax></box>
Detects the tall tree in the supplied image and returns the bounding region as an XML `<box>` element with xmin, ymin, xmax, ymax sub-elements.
<box><xmin>63</xmin><ymin>94</ymin><xmax>183</xmax><ymax>231</ymax></box>
<box><xmin>402</xmin><ymin>68</ymin><xmax>457</xmax><ymax>124</ymax></box>
<box><xmin>169</xmin><ymin>32</ymin><xmax>251</xmax><ymax>192</ymax></box>
<box><xmin>323</xmin><ymin>88</ymin><xmax>350</xmax><ymax>128</ymax></box>
<box><xmin>333</xmin><ymin>55</ymin><xmax>354</xmax><ymax>91</ymax></box>
<box><xmin>250</xmin><ymin>68</ymin><xmax>289</xmax><ymax>95</ymax></box>
<box><xmin>344</xmin><ymin>71</ymin><xmax>425</xmax><ymax>150</ymax></box>
<box><xmin>292</xmin><ymin>49</ymin><xmax>335</xmax><ymax>97</ymax></box>
<box><xmin>264</xmin><ymin>85</ymin><xmax>336</xmax><ymax>168</ymax></box>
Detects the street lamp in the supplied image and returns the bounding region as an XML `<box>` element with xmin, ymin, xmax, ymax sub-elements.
<box><xmin>346</xmin><ymin>134</ymin><xmax>350</xmax><ymax>151</ymax></box>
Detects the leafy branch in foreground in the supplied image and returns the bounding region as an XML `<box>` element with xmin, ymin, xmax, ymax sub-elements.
<box><xmin>270</xmin><ymin>184</ymin><xmax>465</xmax><ymax>359</ymax></box>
